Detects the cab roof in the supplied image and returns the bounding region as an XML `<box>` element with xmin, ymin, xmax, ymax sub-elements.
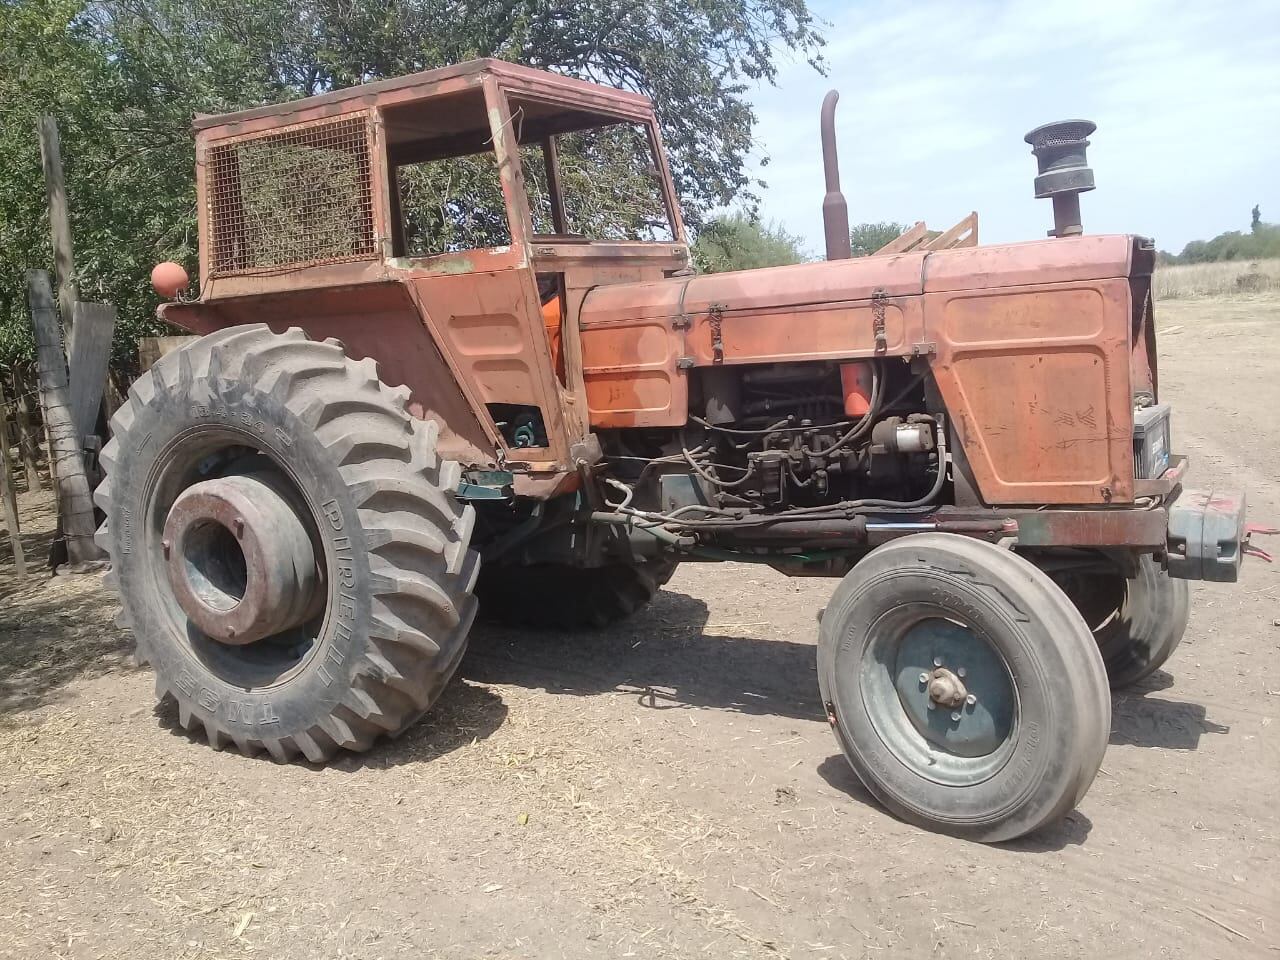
<box><xmin>193</xmin><ymin>58</ymin><xmax>655</xmax><ymax>136</ymax></box>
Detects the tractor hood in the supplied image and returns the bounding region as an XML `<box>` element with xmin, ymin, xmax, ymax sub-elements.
<box><xmin>576</xmin><ymin>234</ymin><xmax>1152</xmax><ymax>456</ymax></box>
<box><xmin>578</xmin><ymin>234</ymin><xmax>1142</xmax><ymax>328</ymax></box>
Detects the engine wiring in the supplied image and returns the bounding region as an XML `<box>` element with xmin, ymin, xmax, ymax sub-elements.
<box><xmin>595</xmin><ymin>417</ymin><xmax>949</xmax><ymax>534</ymax></box>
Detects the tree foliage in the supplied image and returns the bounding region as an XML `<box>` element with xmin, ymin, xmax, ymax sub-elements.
<box><xmin>1160</xmin><ymin>208</ymin><xmax>1280</xmax><ymax>264</ymax></box>
<box><xmin>692</xmin><ymin>213</ymin><xmax>808</xmax><ymax>273</ymax></box>
<box><xmin>0</xmin><ymin>0</ymin><xmax>823</xmax><ymax>369</ymax></box>
<box><xmin>849</xmin><ymin>221</ymin><xmax>908</xmax><ymax>258</ymax></box>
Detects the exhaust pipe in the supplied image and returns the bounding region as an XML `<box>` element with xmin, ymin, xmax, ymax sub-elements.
<box><xmin>821</xmin><ymin>90</ymin><xmax>852</xmax><ymax>260</ymax></box>
<box><xmin>1024</xmin><ymin>120</ymin><xmax>1096</xmax><ymax>238</ymax></box>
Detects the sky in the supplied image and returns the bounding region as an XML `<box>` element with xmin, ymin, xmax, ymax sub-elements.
<box><xmin>745</xmin><ymin>0</ymin><xmax>1280</xmax><ymax>255</ymax></box>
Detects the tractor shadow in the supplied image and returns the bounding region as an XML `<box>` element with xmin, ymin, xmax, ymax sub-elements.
<box><xmin>461</xmin><ymin>587</ymin><xmax>824</xmax><ymax>724</ymax></box>
<box><xmin>0</xmin><ymin>569</ymin><xmax>137</xmax><ymax>717</ymax></box>
<box><xmin>813</xmin><ymin>754</ymin><xmax>1094</xmax><ymax>852</ymax></box>
<box><xmin>1108</xmin><ymin>671</ymin><xmax>1229</xmax><ymax>751</ymax></box>
<box><xmin>341</xmin><ymin>680</ymin><xmax>509</xmax><ymax>770</ymax></box>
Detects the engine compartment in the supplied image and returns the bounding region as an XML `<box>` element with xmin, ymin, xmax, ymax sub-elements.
<box><xmin>600</xmin><ymin>360</ymin><xmax>946</xmax><ymax>538</ymax></box>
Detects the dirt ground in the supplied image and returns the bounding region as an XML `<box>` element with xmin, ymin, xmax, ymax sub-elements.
<box><xmin>2</xmin><ymin>295</ymin><xmax>1277</xmax><ymax>960</ymax></box>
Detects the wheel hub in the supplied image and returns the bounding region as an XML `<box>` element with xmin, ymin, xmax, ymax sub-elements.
<box><xmin>926</xmin><ymin>667</ymin><xmax>968</xmax><ymax>708</ymax></box>
<box><xmin>890</xmin><ymin>618</ymin><xmax>1016</xmax><ymax>760</ymax></box>
<box><xmin>162</xmin><ymin>474</ymin><xmax>319</xmax><ymax>645</ymax></box>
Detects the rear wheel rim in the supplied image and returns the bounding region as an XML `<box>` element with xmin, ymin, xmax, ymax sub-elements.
<box><xmin>858</xmin><ymin>609</ymin><xmax>1019</xmax><ymax>786</ymax></box>
<box><xmin>142</xmin><ymin>425</ymin><xmax>329</xmax><ymax>689</ymax></box>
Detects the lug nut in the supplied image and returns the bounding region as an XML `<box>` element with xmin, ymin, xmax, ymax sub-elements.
<box><xmin>933</xmin><ymin>656</ymin><xmax>943</xmax><ymax>667</ymax></box>
<box><xmin>927</xmin><ymin>700</ymin><xmax>936</xmax><ymax>710</ymax></box>
<box><xmin>161</xmin><ymin>539</ymin><xmax>171</xmax><ymax>559</ymax></box>
<box><xmin>233</xmin><ymin>517</ymin><xmax>245</xmax><ymax>538</ymax></box>
<box><xmin>951</xmin><ymin>712</ymin><xmax>961</xmax><ymax>722</ymax></box>
<box><xmin>957</xmin><ymin>667</ymin><xmax>966</xmax><ymax>678</ymax></box>
<box><xmin>966</xmin><ymin>694</ymin><xmax>977</xmax><ymax>706</ymax></box>
<box><xmin>919</xmin><ymin>672</ymin><xmax>929</xmax><ymax>684</ymax></box>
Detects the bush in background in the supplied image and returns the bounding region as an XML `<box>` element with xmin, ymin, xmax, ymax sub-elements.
<box><xmin>692</xmin><ymin>214</ymin><xmax>809</xmax><ymax>273</ymax></box>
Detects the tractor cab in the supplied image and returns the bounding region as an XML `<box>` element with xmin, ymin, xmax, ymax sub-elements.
<box><xmin>168</xmin><ymin>60</ymin><xmax>687</xmax><ymax>486</ymax></box>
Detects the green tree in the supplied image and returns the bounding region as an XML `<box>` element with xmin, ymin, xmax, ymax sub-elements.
<box><xmin>0</xmin><ymin>0</ymin><xmax>825</xmax><ymax>370</ymax></box>
<box><xmin>692</xmin><ymin>214</ymin><xmax>809</xmax><ymax>273</ymax></box>
<box><xmin>849</xmin><ymin>221</ymin><xmax>908</xmax><ymax>257</ymax></box>
<box><xmin>1163</xmin><ymin>207</ymin><xmax>1280</xmax><ymax>264</ymax></box>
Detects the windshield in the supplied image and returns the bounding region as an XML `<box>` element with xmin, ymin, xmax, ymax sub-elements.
<box><xmin>518</xmin><ymin>121</ymin><xmax>675</xmax><ymax>243</ymax></box>
<box><xmin>382</xmin><ymin>88</ymin><xmax>679</xmax><ymax>257</ymax></box>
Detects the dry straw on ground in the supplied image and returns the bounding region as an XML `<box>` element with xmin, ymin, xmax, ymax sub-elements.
<box><xmin>1154</xmin><ymin>258</ymin><xmax>1280</xmax><ymax>300</ymax></box>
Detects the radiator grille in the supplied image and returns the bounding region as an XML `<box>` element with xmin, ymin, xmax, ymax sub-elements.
<box><xmin>207</xmin><ymin>114</ymin><xmax>376</xmax><ymax>275</ymax></box>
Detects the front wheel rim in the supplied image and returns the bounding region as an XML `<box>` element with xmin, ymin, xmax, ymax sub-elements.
<box><xmin>856</xmin><ymin>608</ymin><xmax>1019</xmax><ymax>787</ymax></box>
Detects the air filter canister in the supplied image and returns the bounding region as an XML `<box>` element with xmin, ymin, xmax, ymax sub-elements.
<box><xmin>1024</xmin><ymin>120</ymin><xmax>1097</xmax><ymax>238</ymax></box>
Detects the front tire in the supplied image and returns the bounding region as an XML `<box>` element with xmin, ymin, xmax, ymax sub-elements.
<box><xmin>1054</xmin><ymin>556</ymin><xmax>1191</xmax><ymax>688</ymax></box>
<box><xmin>95</xmin><ymin>325</ymin><xmax>479</xmax><ymax>762</ymax></box>
<box><xmin>818</xmin><ymin>534</ymin><xmax>1109</xmax><ymax>843</ymax></box>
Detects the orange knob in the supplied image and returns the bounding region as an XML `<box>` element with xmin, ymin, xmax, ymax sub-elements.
<box><xmin>151</xmin><ymin>261</ymin><xmax>190</xmax><ymax>299</ymax></box>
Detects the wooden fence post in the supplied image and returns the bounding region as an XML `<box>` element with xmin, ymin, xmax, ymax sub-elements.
<box><xmin>27</xmin><ymin>270</ymin><xmax>105</xmax><ymax>569</ymax></box>
<box><xmin>69</xmin><ymin>302</ymin><xmax>116</xmax><ymax>448</ymax></box>
<box><xmin>11</xmin><ymin>368</ymin><xmax>44</xmax><ymax>491</ymax></box>
<box><xmin>37</xmin><ymin>115</ymin><xmax>79</xmax><ymax>348</ymax></box>
<box><xmin>0</xmin><ymin>379</ymin><xmax>27</xmax><ymax>576</ymax></box>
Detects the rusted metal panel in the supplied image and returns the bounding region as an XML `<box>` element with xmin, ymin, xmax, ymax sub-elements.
<box><xmin>202</xmin><ymin>259</ymin><xmax>391</xmax><ymax>300</ymax></box>
<box><xmin>578</xmin><ymin>254</ymin><xmax>928</xmax><ymax>427</ymax></box>
<box><xmin>926</xmin><ymin>278</ymin><xmax>1135</xmax><ymax>505</ymax></box>
<box><xmin>580</xmin><ymin>315</ymin><xmax>689</xmax><ymax>428</ymax></box>
<box><xmin>161</xmin><ymin>285</ymin><xmax>497</xmax><ymax>468</ymax></box>
<box><xmin>407</xmin><ymin>268</ymin><xmax>572</xmax><ymax>467</ymax></box>
<box><xmin>194</xmin><ymin>60</ymin><xmax>654</xmax><ymax>136</ymax></box>
<box><xmin>530</xmin><ymin>242</ymin><xmax>688</xmax><ymax>266</ymax></box>
<box><xmin>935</xmin><ymin>506</ymin><xmax>1169</xmax><ymax>548</ymax></box>
<box><xmin>581</xmin><ymin>253</ymin><xmax>927</xmax><ymax>325</ymax></box>
<box><xmin>923</xmin><ymin>234</ymin><xmax>1133</xmax><ymax>292</ymax></box>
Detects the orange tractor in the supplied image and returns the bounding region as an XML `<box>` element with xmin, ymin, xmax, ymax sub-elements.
<box><xmin>100</xmin><ymin>60</ymin><xmax>1255</xmax><ymax>841</ymax></box>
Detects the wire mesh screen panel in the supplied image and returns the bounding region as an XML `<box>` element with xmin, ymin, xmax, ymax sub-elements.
<box><xmin>207</xmin><ymin>114</ymin><xmax>376</xmax><ymax>275</ymax></box>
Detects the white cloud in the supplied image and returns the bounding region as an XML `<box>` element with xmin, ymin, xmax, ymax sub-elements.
<box><xmin>746</xmin><ymin>0</ymin><xmax>1280</xmax><ymax>253</ymax></box>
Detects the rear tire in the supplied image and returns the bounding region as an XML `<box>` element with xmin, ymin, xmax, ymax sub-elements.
<box><xmin>95</xmin><ymin>325</ymin><xmax>479</xmax><ymax>762</ymax></box>
<box><xmin>817</xmin><ymin>534</ymin><xmax>1109</xmax><ymax>843</ymax></box>
<box><xmin>476</xmin><ymin>559</ymin><xmax>677</xmax><ymax>629</ymax></box>
<box><xmin>1054</xmin><ymin>556</ymin><xmax>1190</xmax><ymax>688</ymax></box>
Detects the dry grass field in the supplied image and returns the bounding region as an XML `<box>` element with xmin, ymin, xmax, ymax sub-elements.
<box><xmin>1</xmin><ymin>291</ymin><xmax>1277</xmax><ymax>959</ymax></box>
<box><xmin>1154</xmin><ymin>258</ymin><xmax>1280</xmax><ymax>299</ymax></box>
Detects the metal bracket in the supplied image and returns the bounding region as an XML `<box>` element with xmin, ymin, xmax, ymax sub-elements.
<box><xmin>676</xmin><ymin>357</ymin><xmax>695</xmax><ymax>370</ymax></box>
<box><xmin>671</xmin><ymin>314</ymin><xmax>691</xmax><ymax>331</ymax></box>
<box><xmin>871</xmin><ymin>289</ymin><xmax>888</xmax><ymax>354</ymax></box>
<box><xmin>708</xmin><ymin>302</ymin><xmax>726</xmax><ymax>364</ymax></box>
<box><xmin>457</xmin><ymin>469</ymin><xmax>515</xmax><ymax>501</ymax></box>
<box><xmin>910</xmin><ymin>342</ymin><xmax>937</xmax><ymax>357</ymax></box>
